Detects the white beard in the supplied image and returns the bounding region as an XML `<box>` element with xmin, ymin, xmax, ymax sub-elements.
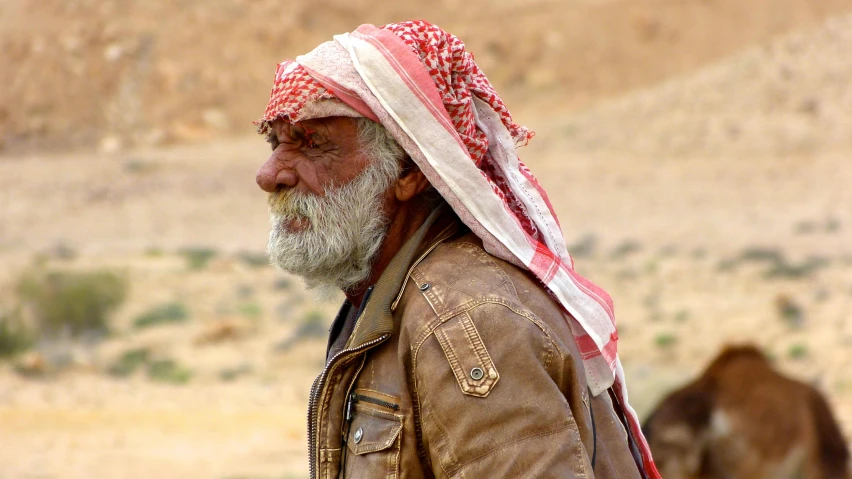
<box><xmin>266</xmin><ymin>158</ymin><xmax>399</xmax><ymax>297</ymax></box>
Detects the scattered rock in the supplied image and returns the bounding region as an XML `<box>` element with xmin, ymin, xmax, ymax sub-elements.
<box><xmin>103</xmin><ymin>43</ymin><xmax>124</xmax><ymax>62</ymax></box>
<box><xmin>775</xmin><ymin>293</ymin><xmax>805</xmax><ymax>328</ymax></box>
<box><xmin>98</xmin><ymin>135</ymin><xmax>122</xmax><ymax>153</ymax></box>
<box><xmin>14</xmin><ymin>351</ymin><xmax>48</xmax><ymax>377</ymax></box>
<box><xmin>201</xmin><ymin>108</ymin><xmax>229</xmax><ymax>130</ymax></box>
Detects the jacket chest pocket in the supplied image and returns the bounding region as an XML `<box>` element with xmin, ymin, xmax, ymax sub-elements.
<box><xmin>343</xmin><ymin>403</ymin><xmax>403</xmax><ymax>478</ymax></box>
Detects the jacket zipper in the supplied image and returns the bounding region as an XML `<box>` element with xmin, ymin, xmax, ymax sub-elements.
<box><xmin>308</xmin><ymin>333</ymin><xmax>390</xmax><ymax>479</ymax></box>
<box><xmin>350</xmin><ymin>392</ymin><xmax>400</xmax><ymax>411</ymax></box>
<box><xmin>311</xmin><ymin>224</ymin><xmax>454</xmax><ymax>478</ymax></box>
<box><xmin>338</xmin><ymin>355</ymin><xmax>367</xmax><ymax>479</ymax></box>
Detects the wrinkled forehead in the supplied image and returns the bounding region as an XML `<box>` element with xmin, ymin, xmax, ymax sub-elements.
<box><xmin>267</xmin><ymin>115</ymin><xmax>361</xmax><ymax>141</ymax></box>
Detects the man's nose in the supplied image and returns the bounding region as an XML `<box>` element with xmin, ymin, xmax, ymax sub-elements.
<box><xmin>256</xmin><ymin>154</ymin><xmax>296</xmax><ymax>193</ymax></box>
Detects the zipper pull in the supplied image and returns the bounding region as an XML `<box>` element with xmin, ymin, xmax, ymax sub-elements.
<box><xmin>345</xmin><ymin>392</ymin><xmax>356</xmax><ymax>422</ymax></box>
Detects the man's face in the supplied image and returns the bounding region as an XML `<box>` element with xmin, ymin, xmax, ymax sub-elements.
<box><xmin>257</xmin><ymin>117</ymin><xmax>374</xmax><ymax>197</ymax></box>
<box><xmin>256</xmin><ymin>117</ymin><xmax>401</xmax><ymax>295</ymax></box>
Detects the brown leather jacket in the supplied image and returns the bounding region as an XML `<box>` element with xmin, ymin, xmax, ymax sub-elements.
<box><xmin>307</xmin><ymin>207</ymin><xmax>646</xmax><ymax>478</ymax></box>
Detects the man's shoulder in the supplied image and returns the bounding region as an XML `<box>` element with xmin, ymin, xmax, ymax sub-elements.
<box><xmin>399</xmin><ymin>231</ymin><xmax>564</xmax><ymax>325</ymax></box>
<box><xmin>392</xmin><ymin>229</ymin><xmax>573</xmax><ymax>353</ymax></box>
<box><xmin>394</xmin><ymin>231</ymin><xmax>588</xmax><ymax>402</ymax></box>
<box><xmin>412</xmin><ymin>231</ymin><xmax>528</xmax><ymax>308</ymax></box>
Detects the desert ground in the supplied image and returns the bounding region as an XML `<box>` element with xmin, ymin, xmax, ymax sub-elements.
<box><xmin>2</xmin><ymin>1</ymin><xmax>852</xmax><ymax>478</ymax></box>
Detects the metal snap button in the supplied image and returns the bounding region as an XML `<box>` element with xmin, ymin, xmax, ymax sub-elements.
<box><xmin>470</xmin><ymin>367</ymin><xmax>484</xmax><ymax>380</ymax></box>
<box><xmin>419</xmin><ymin>283</ymin><xmax>431</xmax><ymax>291</ymax></box>
<box><xmin>354</xmin><ymin>427</ymin><xmax>364</xmax><ymax>444</ymax></box>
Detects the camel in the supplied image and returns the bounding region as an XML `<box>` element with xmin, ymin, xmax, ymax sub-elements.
<box><xmin>642</xmin><ymin>345</ymin><xmax>850</xmax><ymax>479</ymax></box>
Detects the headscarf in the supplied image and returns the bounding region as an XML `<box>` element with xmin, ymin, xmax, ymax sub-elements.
<box><xmin>256</xmin><ymin>20</ymin><xmax>659</xmax><ymax>477</ymax></box>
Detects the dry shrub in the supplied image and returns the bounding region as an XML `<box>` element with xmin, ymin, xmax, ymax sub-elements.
<box><xmin>147</xmin><ymin>359</ymin><xmax>192</xmax><ymax>385</ymax></box>
<box><xmin>17</xmin><ymin>269</ymin><xmax>127</xmax><ymax>339</ymax></box>
<box><xmin>133</xmin><ymin>302</ymin><xmax>189</xmax><ymax>329</ymax></box>
<box><xmin>0</xmin><ymin>308</ymin><xmax>33</xmax><ymax>358</ymax></box>
<box><xmin>179</xmin><ymin>247</ymin><xmax>217</xmax><ymax>270</ymax></box>
<box><xmin>106</xmin><ymin>348</ymin><xmax>150</xmax><ymax>377</ymax></box>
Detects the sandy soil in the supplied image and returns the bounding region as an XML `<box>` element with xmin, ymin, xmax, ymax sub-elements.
<box><xmin>2</xmin><ymin>4</ymin><xmax>852</xmax><ymax>479</ymax></box>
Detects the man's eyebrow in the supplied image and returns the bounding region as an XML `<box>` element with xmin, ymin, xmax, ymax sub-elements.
<box><xmin>297</xmin><ymin>119</ymin><xmax>324</xmax><ymax>129</ymax></box>
<box><xmin>297</xmin><ymin>119</ymin><xmax>333</xmax><ymax>136</ymax></box>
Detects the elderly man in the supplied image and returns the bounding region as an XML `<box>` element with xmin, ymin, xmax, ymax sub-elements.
<box><xmin>255</xmin><ymin>21</ymin><xmax>660</xmax><ymax>479</ymax></box>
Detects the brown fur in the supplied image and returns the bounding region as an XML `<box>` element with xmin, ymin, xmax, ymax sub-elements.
<box><xmin>643</xmin><ymin>345</ymin><xmax>850</xmax><ymax>479</ymax></box>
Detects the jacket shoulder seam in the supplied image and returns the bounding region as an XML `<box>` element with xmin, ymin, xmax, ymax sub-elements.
<box><xmin>413</xmin><ymin>238</ymin><xmax>521</xmax><ymax>303</ymax></box>
<box><xmin>410</xmin><ymin>298</ymin><xmax>564</xmax><ymax>369</ymax></box>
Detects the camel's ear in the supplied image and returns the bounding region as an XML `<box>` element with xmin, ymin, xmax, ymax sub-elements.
<box><xmin>395</xmin><ymin>169</ymin><xmax>431</xmax><ymax>202</ymax></box>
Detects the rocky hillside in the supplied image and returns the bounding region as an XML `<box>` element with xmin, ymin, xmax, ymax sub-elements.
<box><xmin>2</xmin><ymin>0</ymin><xmax>852</xmax><ymax>154</ymax></box>
<box><xmin>558</xmin><ymin>12</ymin><xmax>852</xmax><ymax>157</ymax></box>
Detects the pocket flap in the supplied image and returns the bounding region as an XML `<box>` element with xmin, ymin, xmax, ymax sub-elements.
<box><xmin>346</xmin><ymin>405</ymin><xmax>403</xmax><ymax>455</ymax></box>
<box><xmin>433</xmin><ymin>312</ymin><xmax>500</xmax><ymax>397</ymax></box>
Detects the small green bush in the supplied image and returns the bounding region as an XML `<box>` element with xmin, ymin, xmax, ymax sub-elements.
<box><xmin>740</xmin><ymin>247</ymin><xmax>784</xmax><ymax>264</ymax></box>
<box><xmin>716</xmin><ymin>258</ymin><xmax>740</xmax><ymax>272</ymax></box>
<box><xmin>642</xmin><ymin>293</ymin><xmax>659</xmax><ymax>310</ymax></box>
<box><xmin>764</xmin><ymin>256</ymin><xmax>829</xmax><ymax>279</ymax></box>
<box><xmin>17</xmin><ymin>269</ymin><xmax>127</xmax><ymax>338</ymax></box>
<box><xmin>718</xmin><ymin>247</ymin><xmax>784</xmax><ymax>273</ymax></box>
<box><xmin>133</xmin><ymin>302</ymin><xmax>189</xmax><ymax>329</ymax></box>
<box><xmin>567</xmin><ymin>234</ymin><xmax>597</xmax><ymax>259</ymax></box>
<box><xmin>123</xmin><ymin>157</ymin><xmax>158</xmax><ymax>174</ymax></box>
<box><xmin>787</xmin><ymin>343</ymin><xmax>809</xmax><ymax>360</ymax></box>
<box><xmin>644</xmin><ymin>259</ymin><xmax>659</xmax><ymax>275</ymax></box>
<box><xmin>654</xmin><ymin>332</ymin><xmax>678</xmax><ymax>349</ymax></box>
<box><xmin>0</xmin><ymin>309</ymin><xmax>33</xmax><ymax>358</ymax></box>
<box><xmin>237</xmin><ymin>251</ymin><xmax>269</xmax><ymax>268</ymax></box>
<box><xmin>297</xmin><ymin>311</ymin><xmax>327</xmax><ymax>339</ymax></box>
<box><xmin>51</xmin><ymin>242</ymin><xmax>77</xmax><ymax>260</ymax></box>
<box><xmin>826</xmin><ymin>218</ymin><xmax>840</xmax><ymax>233</ymax></box>
<box><xmin>235</xmin><ymin>284</ymin><xmax>255</xmax><ymax>299</ymax></box>
<box><xmin>147</xmin><ymin>359</ymin><xmax>192</xmax><ymax>384</ymax></box>
<box><xmin>107</xmin><ymin>348</ymin><xmax>150</xmax><ymax>377</ymax></box>
<box><xmin>179</xmin><ymin>247</ymin><xmax>217</xmax><ymax>270</ymax></box>
<box><xmin>273</xmin><ymin>310</ymin><xmax>328</xmax><ymax>352</ymax></box>
<box><xmin>794</xmin><ymin>221</ymin><xmax>816</xmax><ymax>234</ymax></box>
<box><xmin>775</xmin><ymin>294</ymin><xmax>805</xmax><ymax>328</ymax></box>
<box><xmin>219</xmin><ymin>364</ymin><xmax>252</xmax><ymax>382</ymax></box>
<box><xmin>609</xmin><ymin>240</ymin><xmax>642</xmax><ymax>259</ymax></box>
<box><xmin>236</xmin><ymin>301</ymin><xmax>262</xmax><ymax>320</ymax></box>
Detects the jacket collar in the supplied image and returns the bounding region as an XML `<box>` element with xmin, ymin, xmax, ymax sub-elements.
<box><xmin>345</xmin><ymin>203</ymin><xmax>458</xmax><ymax>349</ymax></box>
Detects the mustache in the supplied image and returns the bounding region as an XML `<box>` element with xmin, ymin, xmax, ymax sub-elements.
<box><xmin>267</xmin><ymin>189</ymin><xmax>319</xmax><ymax>218</ymax></box>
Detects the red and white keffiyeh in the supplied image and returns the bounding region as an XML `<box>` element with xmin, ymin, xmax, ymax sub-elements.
<box><xmin>257</xmin><ymin>20</ymin><xmax>659</xmax><ymax>477</ymax></box>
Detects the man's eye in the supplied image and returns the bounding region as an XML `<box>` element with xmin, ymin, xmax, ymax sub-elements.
<box><xmin>304</xmin><ymin>134</ymin><xmax>327</xmax><ymax>149</ymax></box>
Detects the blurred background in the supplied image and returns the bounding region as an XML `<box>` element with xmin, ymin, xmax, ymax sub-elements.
<box><xmin>1</xmin><ymin>0</ymin><xmax>852</xmax><ymax>477</ymax></box>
